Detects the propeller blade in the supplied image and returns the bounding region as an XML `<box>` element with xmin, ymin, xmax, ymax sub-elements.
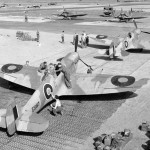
<box><xmin>141</xmin><ymin>31</ymin><xmax>150</xmax><ymax>34</ymax></box>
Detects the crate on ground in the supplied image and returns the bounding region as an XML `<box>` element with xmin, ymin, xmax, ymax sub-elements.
<box><xmin>93</xmin><ymin>129</ymin><xmax>132</xmax><ymax>150</ymax></box>
<box><xmin>16</xmin><ymin>31</ymin><xmax>37</xmax><ymax>41</ymax></box>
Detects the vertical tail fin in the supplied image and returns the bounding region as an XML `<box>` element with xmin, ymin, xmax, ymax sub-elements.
<box><xmin>6</xmin><ymin>101</ymin><xmax>21</xmax><ymax>136</ymax></box>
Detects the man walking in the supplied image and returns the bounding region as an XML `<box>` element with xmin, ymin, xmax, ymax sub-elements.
<box><xmin>61</xmin><ymin>31</ymin><xmax>64</xmax><ymax>43</ymax></box>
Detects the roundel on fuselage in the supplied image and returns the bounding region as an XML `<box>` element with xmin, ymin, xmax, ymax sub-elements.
<box><xmin>43</xmin><ymin>83</ymin><xmax>53</xmax><ymax>100</ymax></box>
<box><xmin>1</xmin><ymin>64</ymin><xmax>23</xmax><ymax>73</ymax></box>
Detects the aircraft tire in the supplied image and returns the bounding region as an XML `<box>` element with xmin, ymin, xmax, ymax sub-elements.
<box><xmin>96</xmin><ymin>35</ymin><xmax>107</xmax><ymax>39</ymax></box>
<box><xmin>1</xmin><ymin>64</ymin><xmax>23</xmax><ymax>73</ymax></box>
<box><xmin>111</xmin><ymin>75</ymin><xmax>135</xmax><ymax>87</ymax></box>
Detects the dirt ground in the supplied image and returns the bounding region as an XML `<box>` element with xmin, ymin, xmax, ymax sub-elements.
<box><xmin>0</xmin><ymin>1</ymin><xmax>150</xmax><ymax>150</ymax></box>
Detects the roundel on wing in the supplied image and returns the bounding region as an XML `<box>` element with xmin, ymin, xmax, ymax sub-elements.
<box><xmin>124</xmin><ymin>41</ymin><xmax>128</xmax><ymax>48</ymax></box>
<box><xmin>96</xmin><ymin>35</ymin><xmax>108</xmax><ymax>39</ymax></box>
<box><xmin>1</xmin><ymin>64</ymin><xmax>23</xmax><ymax>73</ymax></box>
<box><xmin>111</xmin><ymin>75</ymin><xmax>135</xmax><ymax>87</ymax></box>
<box><xmin>43</xmin><ymin>83</ymin><xmax>53</xmax><ymax>100</ymax></box>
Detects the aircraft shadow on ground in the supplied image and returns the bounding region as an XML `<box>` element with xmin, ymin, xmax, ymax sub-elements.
<box><xmin>0</xmin><ymin>77</ymin><xmax>34</xmax><ymax>95</ymax></box>
<box><xmin>94</xmin><ymin>56</ymin><xmax>123</xmax><ymax>61</ymax></box>
<box><xmin>0</xmin><ymin>127</ymin><xmax>44</xmax><ymax>137</ymax></box>
<box><xmin>59</xmin><ymin>91</ymin><xmax>137</xmax><ymax>102</ymax></box>
<box><xmin>88</xmin><ymin>44</ymin><xmax>109</xmax><ymax>49</ymax></box>
<box><xmin>127</xmin><ymin>49</ymin><xmax>150</xmax><ymax>54</ymax></box>
<box><xmin>141</xmin><ymin>132</ymin><xmax>150</xmax><ymax>150</ymax></box>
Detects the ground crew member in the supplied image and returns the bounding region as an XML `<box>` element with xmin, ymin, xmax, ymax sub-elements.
<box><xmin>55</xmin><ymin>62</ymin><xmax>72</xmax><ymax>88</ymax></box>
<box><xmin>85</xmin><ymin>35</ymin><xmax>89</xmax><ymax>46</ymax></box>
<box><xmin>50</xmin><ymin>96</ymin><xmax>63</xmax><ymax>116</ymax></box>
<box><xmin>81</xmin><ymin>33</ymin><xmax>84</xmax><ymax>48</ymax></box>
<box><xmin>61</xmin><ymin>31</ymin><xmax>64</xmax><ymax>43</ymax></box>
<box><xmin>25</xmin><ymin>14</ymin><xmax>28</xmax><ymax>23</ymax></box>
<box><xmin>38</xmin><ymin>61</ymin><xmax>47</xmax><ymax>73</ymax></box>
<box><xmin>73</xmin><ymin>33</ymin><xmax>76</xmax><ymax>45</ymax></box>
<box><xmin>25</xmin><ymin>61</ymin><xmax>29</xmax><ymax>66</ymax></box>
<box><xmin>36</xmin><ymin>30</ymin><xmax>40</xmax><ymax>42</ymax></box>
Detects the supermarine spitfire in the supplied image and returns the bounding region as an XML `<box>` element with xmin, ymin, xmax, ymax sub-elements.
<box><xmin>106</xmin><ymin>9</ymin><xmax>146</xmax><ymax>23</ymax></box>
<box><xmin>0</xmin><ymin>48</ymin><xmax>136</xmax><ymax>136</ymax></box>
<box><xmin>90</xmin><ymin>20</ymin><xmax>150</xmax><ymax>59</ymax></box>
<box><xmin>53</xmin><ymin>8</ymin><xmax>87</xmax><ymax>20</ymax></box>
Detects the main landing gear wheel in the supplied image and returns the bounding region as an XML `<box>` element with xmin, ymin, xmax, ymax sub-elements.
<box><xmin>1</xmin><ymin>64</ymin><xmax>23</xmax><ymax>73</ymax></box>
<box><xmin>111</xmin><ymin>75</ymin><xmax>135</xmax><ymax>87</ymax></box>
<box><xmin>96</xmin><ymin>35</ymin><xmax>108</xmax><ymax>39</ymax></box>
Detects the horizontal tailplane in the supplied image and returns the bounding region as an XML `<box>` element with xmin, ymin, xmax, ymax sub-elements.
<box><xmin>16</xmin><ymin>111</ymin><xmax>49</xmax><ymax>133</ymax></box>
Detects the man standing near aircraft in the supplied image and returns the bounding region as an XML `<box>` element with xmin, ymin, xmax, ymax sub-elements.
<box><xmin>38</xmin><ymin>61</ymin><xmax>47</xmax><ymax>73</ymax></box>
<box><xmin>61</xmin><ymin>31</ymin><xmax>64</xmax><ymax>43</ymax></box>
<box><xmin>50</xmin><ymin>96</ymin><xmax>63</xmax><ymax>116</ymax></box>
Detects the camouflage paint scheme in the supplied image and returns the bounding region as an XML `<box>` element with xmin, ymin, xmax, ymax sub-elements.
<box><xmin>0</xmin><ymin>52</ymin><xmax>136</xmax><ymax>136</ymax></box>
<box><xmin>0</xmin><ymin>65</ymin><xmax>42</xmax><ymax>90</ymax></box>
<box><xmin>90</xmin><ymin>20</ymin><xmax>142</xmax><ymax>58</ymax></box>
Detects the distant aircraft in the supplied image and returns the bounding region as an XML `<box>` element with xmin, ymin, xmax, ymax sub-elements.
<box><xmin>27</xmin><ymin>5</ymin><xmax>41</xmax><ymax>9</ymax></box>
<box><xmin>108</xmin><ymin>9</ymin><xmax>146</xmax><ymax>22</ymax></box>
<box><xmin>53</xmin><ymin>8</ymin><xmax>87</xmax><ymax>20</ymax></box>
<box><xmin>0</xmin><ymin>50</ymin><xmax>136</xmax><ymax>136</ymax></box>
<box><xmin>102</xmin><ymin>5</ymin><xmax>115</xmax><ymax>17</ymax></box>
<box><xmin>0</xmin><ymin>3</ymin><xmax>8</xmax><ymax>8</ymax></box>
<box><xmin>90</xmin><ymin>20</ymin><xmax>150</xmax><ymax>59</ymax></box>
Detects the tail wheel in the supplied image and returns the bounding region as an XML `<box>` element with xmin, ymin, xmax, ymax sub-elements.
<box><xmin>111</xmin><ymin>75</ymin><xmax>135</xmax><ymax>87</ymax></box>
<box><xmin>1</xmin><ymin>64</ymin><xmax>23</xmax><ymax>73</ymax></box>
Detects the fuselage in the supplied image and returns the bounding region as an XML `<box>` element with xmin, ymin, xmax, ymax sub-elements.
<box><xmin>22</xmin><ymin>52</ymin><xmax>80</xmax><ymax>113</ymax></box>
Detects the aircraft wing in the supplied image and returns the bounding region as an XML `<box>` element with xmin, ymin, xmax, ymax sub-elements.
<box><xmin>0</xmin><ymin>64</ymin><xmax>43</xmax><ymax>90</ymax></box>
<box><xmin>90</xmin><ymin>34</ymin><xmax>120</xmax><ymax>46</ymax></box>
<box><xmin>70</xmin><ymin>13</ymin><xmax>87</xmax><ymax>17</ymax></box>
<box><xmin>64</xmin><ymin>73</ymin><xmax>136</xmax><ymax>95</ymax></box>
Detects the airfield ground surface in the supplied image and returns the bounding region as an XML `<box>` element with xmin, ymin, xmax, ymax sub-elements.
<box><xmin>0</xmin><ymin>1</ymin><xmax>150</xmax><ymax>150</ymax></box>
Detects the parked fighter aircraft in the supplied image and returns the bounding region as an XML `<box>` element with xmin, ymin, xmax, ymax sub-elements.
<box><xmin>53</xmin><ymin>8</ymin><xmax>87</xmax><ymax>20</ymax></box>
<box><xmin>27</xmin><ymin>4</ymin><xmax>41</xmax><ymax>9</ymax></box>
<box><xmin>90</xmin><ymin>20</ymin><xmax>150</xmax><ymax>59</ymax></box>
<box><xmin>107</xmin><ymin>9</ymin><xmax>146</xmax><ymax>22</ymax></box>
<box><xmin>0</xmin><ymin>50</ymin><xmax>136</xmax><ymax>136</ymax></box>
<box><xmin>0</xmin><ymin>3</ymin><xmax>8</xmax><ymax>8</ymax></box>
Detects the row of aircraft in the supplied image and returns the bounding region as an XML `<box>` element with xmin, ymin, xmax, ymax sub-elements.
<box><xmin>102</xmin><ymin>5</ymin><xmax>146</xmax><ymax>22</ymax></box>
<box><xmin>0</xmin><ymin>14</ymin><xmax>149</xmax><ymax>136</ymax></box>
<box><xmin>90</xmin><ymin>20</ymin><xmax>150</xmax><ymax>59</ymax></box>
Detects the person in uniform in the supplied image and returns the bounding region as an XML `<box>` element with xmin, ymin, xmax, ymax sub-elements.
<box><xmin>36</xmin><ymin>30</ymin><xmax>40</xmax><ymax>42</ymax></box>
<box><xmin>38</xmin><ymin>61</ymin><xmax>47</xmax><ymax>73</ymax></box>
<box><xmin>50</xmin><ymin>96</ymin><xmax>63</xmax><ymax>116</ymax></box>
<box><xmin>61</xmin><ymin>31</ymin><xmax>64</xmax><ymax>43</ymax></box>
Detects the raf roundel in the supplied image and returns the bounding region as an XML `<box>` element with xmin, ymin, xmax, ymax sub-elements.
<box><xmin>96</xmin><ymin>34</ymin><xmax>108</xmax><ymax>39</ymax></box>
<box><xmin>111</xmin><ymin>75</ymin><xmax>135</xmax><ymax>87</ymax></box>
<box><xmin>1</xmin><ymin>64</ymin><xmax>23</xmax><ymax>73</ymax></box>
<box><xmin>43</xmin><ymin>83</ymin><xmax>53</xmax><ymax>100</ymax></box>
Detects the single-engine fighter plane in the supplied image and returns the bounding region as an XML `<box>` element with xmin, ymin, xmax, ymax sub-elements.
<box><xmin>27</xmin><ymin>4</ymin><xmax>41</xmax><ymax>9</ymax></box>
<box><xmin>53</xmin><ymin>8</ymin><xmax>87</xmax><ymax>20</ymax></box>
<box><xmin>0</xmin><ymin>3</ymin><xmax>8</xmax><ymax>8</ymax></box>
<box><xmin>107</xmin><ymin>9</ymin><xmax>146</xmax><ymax>23</ymax></box>
<box><xmin>0</xmin><ymin>50</ymin><xmax>136</xmax><ymax>136</ymax></box>
<box><xmin>90</xmin><ymin>20</ymin><xmax>150</xmax><ymax>59</ymax></box>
